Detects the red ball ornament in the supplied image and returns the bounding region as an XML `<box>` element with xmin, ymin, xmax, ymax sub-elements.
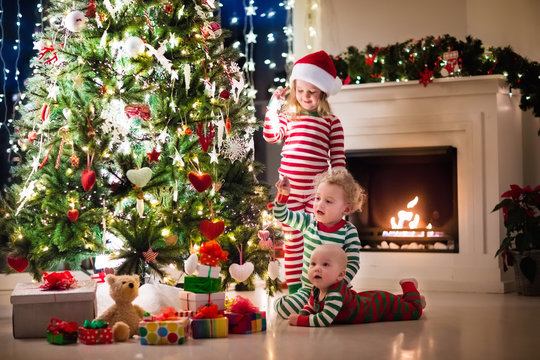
<box><xmin>7</xmin><ymin>254</ymin><xmax>28</xmax><ymax>273</ymax></box>
<box><xmin>201</xmin><ymin>22</ymin><xmax>222</xmax><ymax>39</ymax></box>
<box><xmin>220</xmin><ymin>89</ymin><xmax>230</xmax><ymax>100</ymax></box>
<box><xmin>188</xmin><ymin>171</ymin><xmax>212</xmax><ymax>193</ymax></box>
<box><xmin>67</xmin><ymin>209</ymin><xmax>79</xmax><ymax>222</ymax></box>
<box><xmin>81</xmin><ymin>168</ymin><xmax>96</xmax><ymax>191</ymax></box>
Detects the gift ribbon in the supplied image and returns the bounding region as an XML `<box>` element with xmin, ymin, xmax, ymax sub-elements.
<box><xmin>40</xmin><ymin>271</ymin><xmax>77</xmax><ymax>291</ymax></box>
<box><xmin>47</xmin><ymin>318</ymin><xmax>78</xmax><ymax>335</ymax></box>
<box><xmin>83</xmin><ymin>319</ymin><xmax>108</xmax><ymax>329</ymax></box>
<box><xmin>154</xmin><ymin>307</ymin><xmax>180</xmax><ymax>321</ymax></box>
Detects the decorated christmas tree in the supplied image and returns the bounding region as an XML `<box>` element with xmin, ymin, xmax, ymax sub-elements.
<box><xmin>0</xmin><ymin>0</ymin><xmax>281</xmax><ymax>293</ymax></box>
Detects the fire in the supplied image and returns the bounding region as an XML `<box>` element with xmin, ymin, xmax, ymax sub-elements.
<box><xmin>382</xmin><ymin>196</ymin><xmax>440</xmax><ymax>238</ymax></box>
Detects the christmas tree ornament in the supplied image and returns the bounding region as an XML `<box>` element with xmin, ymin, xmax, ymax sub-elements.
<box><xmin>123</xmin><ymin>36</ymin><xmax>145</xmax><ymax>57</ymax></box>
<box><xmin>229</xmin><ymin>262</ymin><xmax>254</xmax><ymax>283</ymax></box>
<box><xmin>146</xmin><ymin>147</ymin><xmax>161</xmax><ymax>163</ymax></box>
<box><xmin>142</xmin><ymin>248</ymin><xmax>159</xmax><ymax>263</ymax></box>
<box><xmin>165</xmin><ymin>234</ymin><xmax>178</xmax><ymax>246</ymax></box>
<box><xmin>257</xmin><ymin>230</ymin><xmax>273</xmax><ymax>249</ymax></box>
<box><xmin>219</xmin><ymin>89</ymin><xmax>230</xmax><ymax>100</ymax></box>
<box><xmin>441</xmin><ymin>50</ymin><xmax>459</xmax><ymax>77</ymax></box>
<box><xmin>72</xmin><ymin>73</ymin><xmax>84</xmax><ymax>88</ymax></box>
<box><xmin>70</xmin><ymin>153</ymin><xmax>80</xmax><ymax>168</ymax></box>
<box><xmin>196</xmin><ymin>122</ymin><xmax>215</xmax><ymax>152</ymax></box>
<box><xmin>125</xmin><ymin>104</ymin><xmax>151</xmax><ymax>121</ymax></box>
<box><xmin>67</xmin><ymin>208</ymin><xmax>79</xmax><ymax>222</ymax></box>
<box><xmin>7</xmin><ymin>254</ymin><xmax>29</xmax><ymax>273</ymax></box>
<box><xmin>201</xmin><ymin>22</ymin><xmax>222</xmax><ymax>40</ymax></box>
<box><xmin>81</xmin><ymin>169</ymin><xmax>96</xmax><ymax>191</ymax></box>
<box><xmin>64</xmin><ymin>11</ymin><xmax>87</xmax><ymax>32</ymax></box>
<box><xmin>419</xmin><ymin>67</ymin><xmax>434</xmax><ymax>87</ymax></box>
<box><xmin>188</xmin><ymin>171</ymin><xmax>212</xmax><ymax>193</ymax></box>
<box><xmin>268</xmin><ymin>260</ymin><xmax>280</xmax><ymax>280</ymax></box>
<box><xmin>165</xmin><ymin>2</ymin><xmax>173</xmax><ymax>14</ymax></box>
<box><xmin>28</xmin><ymin>131</ymin><xmax>37</xmax><ymax>142</ymax></box>
<box><xmin>231</xmin><ymin>75</ymin><xmax>244</xmax><ymax>103</ymax></box>
<box><xmin>199</xmin><ymin>219</ymin><xmax>225</xmax><ymax>241</ymax></box>
<box><xmin>184</xmin><ymin>253</ymin><xmax>198</xmax><ymax>275</ymax></box>
<box><xmin>40</xmin><ymin>103</ymin><xmax>50</xmax><ymax>122</ymax></box>
<box><xmin>202</xmin><ymin>0</ymin><xmax>216</xmax><ymax>10</ymax></box>
<box><xmin>126</xmin><ymin>167</ymin><xmax>153</xmax><ymax>188</ymax></box>
<box><xmin>136</xmin><ymin>197</ymin><xmax>145</xmax><ymax>217</ymax></box>
<box><xmin>225</xmin><ymin>116</ymin><xmax>231</xmax><ymax>134</ymax></box>
<box><xmin>85</xmin><ymin>1</ymin><xmax>97</xmax><ymax>17</ymax></box>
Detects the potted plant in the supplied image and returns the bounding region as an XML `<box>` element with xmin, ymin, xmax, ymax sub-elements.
<box><xmin>493</xmin><ymin>184</ymin><xmax>540</xmax><ymax>295</ymax></box>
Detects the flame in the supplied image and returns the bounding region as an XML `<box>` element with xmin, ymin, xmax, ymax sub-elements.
<box><xmin>383</xmin><ymin>196</ymin><xmax>436</xmax><ymax>238</ymax></box>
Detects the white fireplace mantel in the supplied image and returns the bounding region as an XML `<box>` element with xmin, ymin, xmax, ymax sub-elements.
<box><xmin>330</xmin><ymin>75</ymin><xmax>523</xmax><ymax>293</ymax></box>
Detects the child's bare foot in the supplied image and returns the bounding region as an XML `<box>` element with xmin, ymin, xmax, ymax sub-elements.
<box><xmin>420</xmin><ymin>295</ymin><xmax>427</xmax><ymax>309</ymax></box>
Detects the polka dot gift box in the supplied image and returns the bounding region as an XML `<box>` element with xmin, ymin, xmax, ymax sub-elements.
<box><xmin>139</xmin><ymin>320</ymin><xmax>187</xmax><ymax>345</ymax></box>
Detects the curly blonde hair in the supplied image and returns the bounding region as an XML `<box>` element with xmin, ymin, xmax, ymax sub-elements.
<box><xmin>314</xmin><ymin>168</ymin><xmax>367</xmax><ymax>213</ymax></box>
<box><xmin>283</xmin><ymin>80</ymin><xmax>333</xmax><ymax>119</ymax></box>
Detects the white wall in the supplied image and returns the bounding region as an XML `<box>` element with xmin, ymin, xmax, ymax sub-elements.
<box><xmin>283</xmin><ymin>0</ymin><xmax>540</xmax><ymax>187</ymax></box>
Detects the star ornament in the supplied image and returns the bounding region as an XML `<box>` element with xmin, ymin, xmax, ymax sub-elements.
<box><xmin>142</xmin><ymin>248</ymin><xmax>159</xmax><ymax>263</ymax></box>
<box><xmin>419</xmin><ymin>68</ymin><xmax>434</xmax><ymax>87</ymax></box>
<box><xmin>146</xmin><ymin>147</ymin><xmax>161</xmax><ymax>163</ymax></box>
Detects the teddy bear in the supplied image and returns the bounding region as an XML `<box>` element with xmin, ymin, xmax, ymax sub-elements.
<box><xmin>96</xmin><ymin>274</ymin><xmax>146</xmax><ymax>342</ymax></box>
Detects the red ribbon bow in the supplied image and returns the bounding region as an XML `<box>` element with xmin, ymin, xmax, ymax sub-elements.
<box><xmin>199</xmin><ymin>240</ymin><xmax>228</xmax><ymax>261</ymax></box>
<box><xmin>47</xmin><ymin>318</ymin><xmax>78</xmax><ymax>335</ymax></box>
<box><xmin>40</xmin><ymin>271</ymin><xmax>77</xmax><ymax>291</ymax></box>
<box><xmin>228</xmin><ymin>296</ymin><xmax>259</xmax><ymax>314</ymax></box>
<box><xmin>154</xmin><ymin>307</ymin><xmax>181</xmax><ymax>321</ymax></box>
<box><xmin>194</xmin><ymin>304</ymin><xmax>222</xmax><ymax>319</ymax></box>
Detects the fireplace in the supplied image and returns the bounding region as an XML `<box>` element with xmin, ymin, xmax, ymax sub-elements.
<box><xmin>347</xmin><ymin>146</ymin><xmax>458</xmax><ymax>253</ymax></box>
<box><xmin>330</xmin><ymin>75</ymin><xmax>523</xmax><ymax>293</ymax></box>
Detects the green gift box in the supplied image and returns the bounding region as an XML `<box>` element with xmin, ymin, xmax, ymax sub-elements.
<box><xmin>46</xmin><ymin>331</ymin><xmax>78</xmax><ymax>345</ymax></box>
<box><xmin>184</xmin><ymin>276</ymin><xmax>221</xmax><ymax>293</ymax></box>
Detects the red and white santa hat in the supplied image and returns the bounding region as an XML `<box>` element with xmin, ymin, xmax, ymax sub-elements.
<box><xmin>289</xmin><ymin>50</ymin><xmax>342</xmax><ymax>96</ymax></box>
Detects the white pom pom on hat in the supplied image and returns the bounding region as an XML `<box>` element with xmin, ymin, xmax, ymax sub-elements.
<box><xmin>289</xmin><ymin>50</ymin><xmax>342</xmax><ymax>96</ymax></box>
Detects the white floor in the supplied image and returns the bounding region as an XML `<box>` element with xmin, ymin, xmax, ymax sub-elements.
<box><xmin>2</xmin><ymin>284</ymin><xmax>540</xmax><ymax>360</ymax></box>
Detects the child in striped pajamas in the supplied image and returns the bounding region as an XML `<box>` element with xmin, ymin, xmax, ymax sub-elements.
<box><xmin>264</xmin><ymin>50</ymin><xmax>346</xmax><ymax>294</ymax></box>
<box><xmin>288</xmin><ymin>244</ymin><xmax>425</xmax><ymax>327</ymax></box>
<box><xmin>273</xmin><ymin>169</ymin><xmax>366</xmax><ymax>319</ymax></box>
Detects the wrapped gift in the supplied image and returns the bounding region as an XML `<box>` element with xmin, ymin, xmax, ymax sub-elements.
<box><xmin>46</xmin><ymin>318</ymin><xmax>78</xmax><ymax>345</ymax></box>
<box><xmin>225</xmin><ymin>311</ymin><xmax>266</xmax><ymax>334</ymax></box>
<box><xmin>179</xmin><ymin>291</ymin><xmax>225</xmax><ymax>311</ymax></box>
<box><xmin>225</xmin><ymin>296</ymin><xmax>266</xmax><ymax>334</ymax></box>
<box><xmin>177</xmin><ymin>310</ymin><xmax>195</xmax><ymax>318</ymax></box>
<box><xmin>199</xmin><ymin>253</ymin><xmax>220</xmax><ymax>267</ymax></box>
<box><xmin>191</xmin><ymin>305</ymin><xmax>228</xmax><ymax>339</ymax></box>
<box><xmin>196</xmin><ymin>264</ymin><xmax>221</xmax><ymax>279</ymax></box>
<box><xmin>11</xmin><ymin>279</ymin><xmax>97</xmax><ymax>338</ymax></box>
<box><xmin>139</xmin><ymin>308</ymin><xmax>188</xmax><ymax>345</ymax></box>
<box><xmin>78</xmin><ymin>319</ymin><xmax>113</xmax><ymax>344</ymax></box>
<box><xmin>184</xmin><ymin>276</ymin><xmax>221</xmax><ymax>293</ymax></box>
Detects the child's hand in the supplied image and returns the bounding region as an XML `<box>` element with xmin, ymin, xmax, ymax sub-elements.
<box><xmin>288</xmin><ymin>314</ymin><xmax>299</xmax><ymax>326</ymax></box>
<box><xmin>275</xmin><ymin>176</ymin><xmax>290</xmax><ymax>196</ymax></box>
<box><xmin>272</xmin><ymin>86</ymin><xmax>288</xmax><ymax>102</ymax></box>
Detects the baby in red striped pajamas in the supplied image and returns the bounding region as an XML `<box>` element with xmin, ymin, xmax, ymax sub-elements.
<box><xmin>288</xmin><ymin>244</ymin><xmax>425</xmax><ymax>327</ymax></box>
<box><xmin>263</xmin><ymin>50</ymin><xmax>346</xmax><ymax>295</ymax></box>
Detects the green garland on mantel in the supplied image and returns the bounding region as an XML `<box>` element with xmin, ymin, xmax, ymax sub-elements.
<box><xmin>332</xmin><ymin>34</ymin><xmax>540</xmax><ymax>122</ymax></box>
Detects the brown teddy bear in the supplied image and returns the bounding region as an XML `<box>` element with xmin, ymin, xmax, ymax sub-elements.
<box><xmin>96</xmin><ymin>274</ymin><xmax>146</xmax><ymax>342</ymax></box>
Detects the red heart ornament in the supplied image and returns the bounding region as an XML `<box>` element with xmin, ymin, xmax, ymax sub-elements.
<box><xmin>7</xmin><ymin>254</ymin><xmax>28</xmax><ymax>273</ymax></box>
<box><xmin>67</xmin><ymin>209</ymin><xmax>79</xmax><ymax>222</ymax></box>
<box><xmin>188</xmin><ymin>171</ymin><xmax>212</xmax><ymax>193</ymax></box>
<box><xmin>199</xmin><ymin>219</ymin><xmax>225</xmax><ymax>241</ymax></box>
<box><xmin>81</xmin><ymin>169</ymin><xmax>96</xmax><ymax>191</ymax></box>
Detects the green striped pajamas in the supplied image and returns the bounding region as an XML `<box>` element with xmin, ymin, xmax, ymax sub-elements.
<box><xmin>273</xmin><ymin>203</ymin><xmax>361</xmax><ymax>319</ymax></box>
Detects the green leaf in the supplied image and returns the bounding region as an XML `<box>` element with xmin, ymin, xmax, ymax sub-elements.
<box><xmin>151</xmin><ymin>239</ymin><xmax>168</xmax><ymax>250</ymax></box>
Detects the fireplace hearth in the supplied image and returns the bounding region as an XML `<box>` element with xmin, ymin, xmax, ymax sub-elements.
<box><xmin>347</xmin><ymin>146</ymin><xmax>458</xmax><ymax>253</ymax></box>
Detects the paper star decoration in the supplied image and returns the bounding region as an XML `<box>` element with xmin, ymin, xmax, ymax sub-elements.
<box><xmin>209</xmin><ymin>146</ymin><xmax>219</xmax><ymax>164</ymax></box>
<box><xmin>72</xmin><ymin>73</ymin><xmax>84</xmax><ymax>88</ymax></box>
<box><xmin>47</xmin><ymin>84</ymin><xmax>60</xmax><ymax>100</ymax></box>
<box><xmin>142</xmin><ymin>248</ymin><xmax>159</xmax><ymax>263</ymax></box>
<box><xmin>146</xmin><ymin>147</ymin><xmax>161</xmax><ymax>163</ymax></box>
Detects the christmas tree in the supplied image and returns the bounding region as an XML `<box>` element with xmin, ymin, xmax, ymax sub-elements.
<box><xmin>0</xmin><ymin>0</ymin><xmax>281</xmax><ymax>293</ymax></box>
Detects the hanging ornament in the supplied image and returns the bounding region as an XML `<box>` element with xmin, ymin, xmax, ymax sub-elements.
<box><xmin>123</xmin><ymin>36</ymin><xmax>145</xmax><ymax>57</ymax></box>
<box><xmin>126</xmin><ymin>167</ymin><xmax>153</xmax><ymax>188</ymax></box>
<box><xmin>41</xmin><ymin>103</ymin><xmax>50</xmax><ymax>122</ymax></box>
<box><xmin>125</xmin><ymin>104</ymin><xmax>151</xmax><ymax>121</ymax></box>
<box><xmin>220</xmin><ymin>89</ymin><xmax>230</xmax><ymax>100</ymax></box>
<box><xmin>225</xmin><ymin>116</ymin><xmax>231</xmax><ymax>134</ymax></box>
<box><xmin>201</xmin><ymin>0</ymin><xmax>216</xmax><ymax>10</ymax></box>
<box><xmin>142</xmin><ymin>248</ymin><xmax>159</xmax><ymax>263</ymax></box>
<box><xmin>81</xmin><ymin>152</ymin><xmax>96</xmax><ymax>191</ymax></box>
<box><xmin>85</xmin><ymin>1</ymin><xmax>97</xmax><ymax>17</ymax></box>
<box><xmin>229</xmin><ymin>244</ymin><xmax>254</xmax><ymax>283</ymax></box>
<box><xmin>196</xmin><ymin>122</ymin><xmax>215</xmax><ymax>152</ymax></box>
<box><xmin>257</xmin><ymin>230</ymin><xmax>272</xmax><ymax>249</ymax></box>
<box><xmin>146</xmin><ymin>147</ymin><xmax>161</xmax><ymax>163</ymax></box>
<box><xmin>441</xmin><ymin>50</ymin><xmax>459</xmax><ymax>77</ymax></box>
<box><xmin>28</xmin><ymin>131</ymin><xmax>37</xmax><ymax>142</ymax></box>
<box><xmin>7</xmin><ymin>254</ymin><xmax>29</xmax><ymax>273</ymax></box>
<box><xmin>201</xmin><ymin>21</ymin><xmax>222</xmax><ymax>39</ymax></box>
<box><xmin>70</xmin><ymin>153</ymin><xmax>80</xmax><ymax>168</ymax></box>
<box><xmin>136</xmin><ymin>197</ymin><xmax>145</xmax><ymax>217</ymax></box>
<box><xmin>183</xmin><ymin>64</ymin><xmax>191</xmax><ymax>92</ymax></box>
<box><xmin>67</xmin><ymin>208</ymin><xmax>79</xmax><ymax>222</ymax></box>
<box><xmin>231</xmin><ymin>75</ymin><xmax>244</xmax><ymax>103</ymax></box>
<box><xmin>419</xmin><ymin>67</ymin><xmax>434</xmax><ymax>87</ymax></box>
<box><xmin>268</xmin><ymin>260</ymin><xmax>280</xmax><ymax>280</ymax></box>
<box><xmin>38</xmin><ymin>45</ymin><xmax>59</xmax><ymax>65</ymax></box>
<box><xmin>199</xmin><ymin>219</ymin><xmax>225</xmax><ymax>241</ymax></box>
<box><xmin>188</xmin><ymin>171</ymin><xmax>212</xmax><ymax>193</ymax></box>
<box><xmin>64</xmin><ymin>11</ymin><xmax>87</xmax><ymax>32</ymax></box>
<box><xmin>184</xmin><ymin>253</ymin><xmax>199</xmax><ymax>275</ymax></box>
<box><xmin>165</xmin><ymin>2</ymin><xmax>173</xmax><ymax>14</ymax></box>
<box><xmin>165</xmin><ymin>234</ymin><xmax>178</xmax><ymax>246</ymax></box>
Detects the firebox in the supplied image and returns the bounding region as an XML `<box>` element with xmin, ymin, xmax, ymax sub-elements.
<box><xmin>346</xmin><ymin>146</ymin><xmax>458</xmax><ymax>253</ymax></box>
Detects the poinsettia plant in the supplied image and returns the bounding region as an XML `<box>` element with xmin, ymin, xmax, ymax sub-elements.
<box><xmin>492</xmin><ymin>185</ymin><xmax>540</xmax><ymax>279</ymax></box>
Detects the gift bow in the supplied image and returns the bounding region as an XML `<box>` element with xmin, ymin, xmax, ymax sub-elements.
<box><xmin>199</xmin><ymin>240</ymin><xmax>228</xmax><ymax>261</ymax></box>
<box><xmin>154</xmin><ymin>307</ymin><xmax>181</xmax><ymax>321</ymax></box>
<box><xmin>228</xmin><ymin>295</ymin><xmax>259</xmax><ymax>314</ymax></box>
<box><xmin>40</xmin><ymin>271</ymin><xmax>77</xmax><ymax>291</ymax></box>
<box><xmin>194</xmin><ymin>303</ymin><xmax>223</xmax><ymax>319</ymax></box>
<box><xmin>83</xmin><ymin>319</ymin><xmax>108</xmax><ymax>329</ymax></box>
<box><xmin>47</xmin><ymin>318</ymin><xmax>78</xmax><ymax>334</ymax></box>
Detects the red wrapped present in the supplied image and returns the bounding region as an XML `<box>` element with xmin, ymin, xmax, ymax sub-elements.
<box><xmin>199</xmin><ymin>241</ymin><xmax>228</xmax><ymax>266</ymax></box>
<box><xmin>191</xmin><ymin>304</ymin><xmax>228</xmax><ymax>339</ymax></box>
<box><xmin>46</xmin><ymin>318</ymin><xmax>78</xmax><ymax>345</ymax></box>
<box><xmin>78</xmin><ymin>319</ymin><xmax>113</xmax><ymax>344</ymax></box>
<box><xmin>225</xmin><ymin>296</ymin><xmax>266</xmax><ymax>334</ymax></box>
